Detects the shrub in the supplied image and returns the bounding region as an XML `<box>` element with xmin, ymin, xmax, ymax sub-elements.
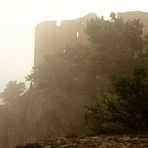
<box><xmin>86</xmin><ymin>68</ymin><xmax>148</xmax><ymax>134</ymax></box>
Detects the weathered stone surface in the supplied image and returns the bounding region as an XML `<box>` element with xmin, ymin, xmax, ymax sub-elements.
<box><xmin>117</xmin><ymin>11</ymin><xmax>148</xmax><ymax>33</ymax></box>
<box><xmin>35</xmin><ymin>11</ymin><xmax>148</xmax><ymax>66</ymax></box>
<box><xmin>15</xmin><ymin>135</ymin><xmax>148</xmax><ymax>148</ymax></box>
<box><xmin>34</xmin><ymin>13</ymin><xmax>97</xmax><ymax>65</ymax></box>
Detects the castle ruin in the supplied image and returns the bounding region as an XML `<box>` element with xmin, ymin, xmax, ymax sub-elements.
<box><xmin>34</xmin><ymin>13</ymin><xmax>97</xmax><ymax>65</ymax></box>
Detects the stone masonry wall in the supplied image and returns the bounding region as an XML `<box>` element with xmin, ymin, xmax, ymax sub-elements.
<box><xmin>34</xmin><ymin>13</ymin><xmax>97</xmax><ymax>65</ymax></box>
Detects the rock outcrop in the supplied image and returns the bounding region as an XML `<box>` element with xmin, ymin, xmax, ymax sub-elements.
<box><xmin>15</xmin><ymin>135</ymin><xmax>148</xmax><ymax>148</ymax></box>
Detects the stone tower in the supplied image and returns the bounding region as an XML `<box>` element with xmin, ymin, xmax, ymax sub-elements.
<box><xmin>34</xmin><ymin>13</ymin><xmax>97</xmax><ymax>65</ymax></box>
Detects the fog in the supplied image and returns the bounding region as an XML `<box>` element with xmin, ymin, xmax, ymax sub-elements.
<box><xmin>0</xmin><ymin>0</ymin><xmax>147</xmax><ymax>90</ymax></box>
<box><xmin>0</xmin><ymin>1</ymin><xmax>148</xmax><ymax>148</ymax></box>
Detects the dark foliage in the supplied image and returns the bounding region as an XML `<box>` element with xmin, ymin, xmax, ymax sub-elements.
<box><xmin>0</xmin><ymin>80</ymin><xmax>26</xmax><ymax>103</ymax></box>
<box><xmin>86</xmin><ymin>68</ymin><xmax>148</xmax><ymax>134</ymax></box>
<box><xmin>27</xmin><ymin>13</ymin><xmax>148</xmax><ymax>97</ymax></box>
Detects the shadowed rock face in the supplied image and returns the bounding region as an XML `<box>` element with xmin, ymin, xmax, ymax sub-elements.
<box><xmin>15</xmin><ymin>135</ymin><xmax>148</xmax><ymax>148</ymax></box>
<box><xmin>34</xmin><ymin>13</ymin><xmax>97</xmax><ymax>65</ymax></box>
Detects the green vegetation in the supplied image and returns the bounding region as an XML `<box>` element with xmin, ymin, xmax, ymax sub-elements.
<box><xmin>0</xmin><ymin>12</ymin><xmax>148</xmax><ymax>147</ymax></box>
<box><xmin>0</xmin><ymin>13</ymin><xmax>148</xmax><ymax>147</ymax></box>
<box><xmin>26</xmin><ymin>13</ymin><xmax>148</xmax><ymax>133</ymax></box>
<box><xmin>86</xmin><ymin>68</ymin><xmax>148</xmax><ymax>134</ymax></box>
<box><xmin>0</xmin><ymin>80</ymin><xmax>26</xmax><ymax>103</ymax></box>
<box><xmin>27</xmin><ymin>13</ymin><xmax>148</xmax><ymax>94</ymax></box>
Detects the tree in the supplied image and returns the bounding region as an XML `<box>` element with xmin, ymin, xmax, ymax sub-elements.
<box><xmin>86</xmin><ymin>68</ymin><xmax>148</xmax><ymax>133</ymax></box>
<box><xmin>0</xmin><ymin>80</ymin><xmax>26</xmax><ymax>103</ymax></box>
<box><xmin>26</xmin><ymin>44</ymin><xmax>97</xmax><ymax>96</ymax></box>
<box><xmin>27</xmin><ymin>13</ymin><xmax>148</xmax><ymax>97</ymax></box>
<box><xmin>85</xmin><ymin>13</ymin><xmax>148</xmax><ymax>91</ymax></box>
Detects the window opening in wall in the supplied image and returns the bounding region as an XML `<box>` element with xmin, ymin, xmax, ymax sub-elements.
<box><xmin>56</xmin><ymin>20</ymin><xmax>61</xmax><ymax>26</ymax></box>
<box><xmin>76</xmin><ymin>32</ymin><xmax>79</xmax><ymax>38</ymax></box>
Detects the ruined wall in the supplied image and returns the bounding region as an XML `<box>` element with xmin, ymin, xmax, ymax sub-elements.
<box><xmin>35</xmin><ymin>11</ymin><xmax>148</xmax><ymax>65</ymax></box>
<box><xmin>117</xmin><ymin>11</ymin><xmax>148</xmax><ymax>33</ymax></box>
<box><xmin>34</xmin><ymin>13</ymin><xmax>97</xmax><ymax>65</ymax></box>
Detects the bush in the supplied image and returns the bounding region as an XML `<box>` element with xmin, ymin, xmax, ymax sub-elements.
<box><xmin>86</xmin><ymin>68</ymin><xmax>148</xmax><ymax>134</ymax></box>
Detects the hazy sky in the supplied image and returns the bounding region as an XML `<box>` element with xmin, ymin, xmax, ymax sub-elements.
<box><xmin>0</xmin><ymin>0</ymin><xmax>147</xmax><ymax>91</ymax></box>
